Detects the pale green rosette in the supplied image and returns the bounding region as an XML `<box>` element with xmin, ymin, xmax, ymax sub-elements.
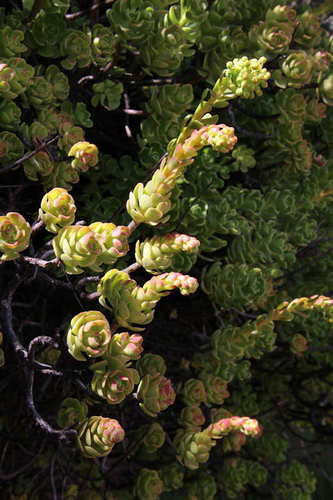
<box><xmin>137</xmin><ymin>373</ymin><xmax>176</xmax><ymax>417</ymax></box>
<box><xmin>52</xmin><ymin>225</ymin><xmax>103</xmax><ymax>274</ymax></box>
<box><xmin>67</xmin><ymin>310</ymin><xmax>112</xmax><ymax>361</ymax></box>
<box><xmin>91</xmin><ymin>360</ymin><xmax>139</xmax><ymax>404</ymax></box>
<box><xmin>39</xmin><ymin>187</ymin><xmax>76</xmax><ymax>234</ymax></box>
<box><xmin>77</xmin><ymin>416</ymin><xmax>125</xmax><ymax>458</ymax></box>
<box><xmin>97</xmin><ymin>269</ymin><xmax>156</xmax><ymax>331</ymax></box>
<box><xmin>89</xmin><ymin>222</ymin><xmax>130</xmax><ymax>267</ymax></box>
<box><xmin>68</xmin><ymin>141</ymin><xmax>99</xmax><ymax>172</ymax></box>
<box><xmin>0</xmin><ymin>212</ymin><xmax>31</xmax><ymax>261</ymax></box>
<box><xmin>135</xmin><ymin>233</ymin><xmax>200</xmax><ymax>274</ymax></box>
<box><xmin>273</xmin><ymin>51</ymin><xmax>313</xmax><ymax>88</ymax></box>
<box><xmin>103</xmin><ymin>332</ymin><xmax>144</xmax><ymax>363</ymax></box>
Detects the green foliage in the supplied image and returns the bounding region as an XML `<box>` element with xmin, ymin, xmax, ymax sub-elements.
<box><xmin>1</xmin><ymin>1</ymin><xmax>333</xmax><ymax>499</ymax></box>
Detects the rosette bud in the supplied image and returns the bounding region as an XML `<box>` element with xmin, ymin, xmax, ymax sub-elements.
<box><xmin>210</xmin><ymin>407</ymin><xmax>232</xmax><ymax>423</ymax></box>
<box><xmin>134</xmin><ymin>469</ymin><xmax>164</xmax><ymax>500</ymax></box>
<box><xmin>0</xmin><ymin>212</ymin><xmax>31</xmax><ymax>261</ymax></box>
<box><xmin>137</xmin><ymin>353</ymin><xmax>167</xmax><ymax>377</ymax></box>
<box><xmin>294</xmin><ymin>11</ymin><xmax>322</xmax><ymax>48</ymax></box>
<box><xmin>53</xmin><ymin>226</ymin><xmax>103</xmax><ymax>274</ymax></box>
<box><xmin>305</xmin><ymin>98</ymin><xmax>327</xmax><ymax>122</ymax></box>
<box><xmin>67</xmin><ymin>311</ymin><xmax>112</xmax><ymax>361</ymax></box>
<box><xmin>97</xmin><ymin>269</ymin><xmax>154</xmax><ymax>330</ymax></box>
<box><xmin>126</xmin><ymin>169</ymin><xmax>173</xmax><ymax>226</ymax></box>
<box><xmin>25</xmin><ymin>76</ymin><xmax>55</xmax><ymax>109</ymax></box>
<box><xmin>252</xmin><ymin>24</ymin><xmax>291</xmax><ymax>55</ymax></box>
<box><xmin>89</xmin><ymin>222</ymin><xmax>129</xmax><ymax>267</ymax></box>
<box><xmin>0</xmin><ymin>131</ymin><xmax>24</xmax><ymax>163</ymax></box>
<box><xmin>77</xmin><ymin>416</ymin><xmax>125</xmax><ymax>458</ymax></box>
<box><xmin>0</xmin><ymin>100</ymin><xmax>21</xmax><ymax>130</ymax></box>
<box><xmin>249</xmin><ymin>6</ymin><xmax>296</xmax><ymax>54</ymax></box>
<box><xmin>201</xmin><ymin>374</ymin><xmax>230</xmax><ymax>405</ymax></box>
<box><xmin>60</xmin><ymin>30</ymin><xmax>92</xmax><ymax>70</ymax></box>
<box><xmin>68</xmin><ymin>141</ymin><xmax>99</xmax><ymax>172</ymax></box>
<box><xmin>135</xmin><ymin>233</ymin><xmax>200</xmax><ymax>274</ymax></box>
<box><xmin>28</xmin><ymin>121</ymin><xmax>49</xmax><ymax>141</ymax></box>
<box><xmin>91</xmin><ymin>362</ymin><xmax>139</xmax><ymax>404</ymax></box>
<box><xmin>0</xmin><ymin>58</ymin><xmax>34</xmax><ymax>100</ymax></box>
<box><xmin>29</xmin><ymin>10</ymin><xmax>66</xmax><ymax>58</ymax></box>
<box><xmin>90</xmin><ymin>24</ymin><xmax>118</xmax><ymax>66</ymax></box>
<box><xmin>0</xmin><ymin>63</ymin><xmax>16</xmax><ymax>99</ymax></box>
<box><xmin>42</xmin><ymin>161</ymin><xmax>80</xmax><ymax>192</ymax></box>
<box><xmin>313</xmin><ymin>51</ymin><xmax>331</xmax><ymax>74</ymax></box>
<box><xmin>137</xmin><ymin>374</ymin><xmax>176</xmax><ymax>417</ymax></box>
<box><xmin>179</xmin><ymin>406</ymin><xmax>206</xmax><ymax>430</ymax></box>
<box><xmin>0</xmin><ymin>26</ymin><xmax>26</xmax><ymax>57</ymax></box>
<box><xmin>92</xmin><ymin>80</ymin><xmax>123</xmax><ymax>110</ymax></box>
<box><xmin>23</xmin><ymin>152</ymin><xmax>54</xmax><ymax>182</ymax></box>
<box><xmin>159</xmin><ymin>463</ymin><xmax>184</xmax><ymax>492</ymax></box>
<box><xmin>273</xmin><ymin>51</ymin><xmax>313</xmax><ymax>88</ymax></box>
<box><xmin>45</xmin><ymin>65</ymin><xmax>70</xmax><ymax>101</ymax></box>
<box><xmin>173</xmin><ymin>429</ymin><xmax>214</xmax><ymax>470</ymax></box>
<box><xmin>185</xmin><ymin>472</ymin><xmax>217</xmax><ymax>500</ymax></box>
<box><xmin>142</xmin><ymin>423</ymin><xmax>166</xmax><ymax>452</ymax></box>
<box><xmin>290</xmin><ymin>333</ymin><xmax>308</xmax><ymax>355</ymax></box>
<box><xmin>58</xmin><ymin>126</ymin><xmax>85</xmax><ymax>153</ymax></box>
<box><xmin>39</xmin><ymin>188</ymin><xmax>76</xmax><ymax>234</ymax></box>
<box><xmin>104</xmin><ymin>332</ymin><xmax>143</xmax><ymax>363</ymax></box>
<box><xmin>57</xmin><ymin>398</ymin><xmax>88</xmax><ymax>428</ymax></box>
<box><xmin>182</xmin><ymin>378</ymin><xmax>207</xmax><ymax>406</ymax></box>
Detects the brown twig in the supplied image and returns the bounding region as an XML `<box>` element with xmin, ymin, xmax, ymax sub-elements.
<box><xmin>21</xmin><ymin>256</ymin><xmax>60</xmax><ymax>269</ymax></box>
<box><xmin>84</xmin><ymin>291</ymin><xmax>100</xmax><ymax>301</ymax></box>
<box><xmin>0</xmin><ymin>135</ymin><xmax>59</xmax><ymax>175</ymax></box>
<box><xmin>122</xmin><ymin>262</ymin><xmax>141</xmax><ymax>274</ymax></box>
<box><xmin>122</xmin><ymin>109</ymin><xmax>145</xmax><ymax>116</ymax></box>
<box><xmin>65</xmin><ymin>0</ymin><xmax>114</xmax><ymax>20</ymax></box>
<box><xmin>127</xmin><ymin>220</ymin><xmax>139</xmax><ymax>234</ymax></box>
<box><xmin>76</xmin><ymin>275</ymin><xmax>100</xmax><ymax>289</ymax></box>
<box><xmin>31</xmin><ymin>220</ymin><xmax>44</xmax><ymax>233</ymax></box>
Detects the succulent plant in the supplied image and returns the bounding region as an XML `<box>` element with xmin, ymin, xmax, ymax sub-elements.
<box><xmin>0</xmin><ymin>212</ymin><xmax>31</xmax><ymax>261</ymax></box>
<box><xmin>134</xmin><ymin>468</ymin><xmax>164</xmax><ymax>500</ymax></box>
<box><xmin>57</xmin><ymin>398</ymin><xmax>88</xmax><ymax>428</ymax></box>
<box><xmin>91</xmin><ymin>362</ymin><xmax>139</xmax><ymax>404</ymax></box>
<box><xmin>137</xmin><ymin>373</ymin><xmax>176</xmax><ymax>417</ymax></box>
<box><xmin>77</xmin><ymin>416</ymin><xmax>125</xmax><ymax>458</ymax></box>
<box><xmin>67</xmin><ymin>311</ymin><xmax>112</xmax><ymax>361</ymax></box>
<box><xmin>52</xmin><ymin>225</ymin><xmax>103</xmax><ymax>274</ymax></box>
<box><xmin>39</xmin><ymin>188</ymin><xmax>76</xmax><ymax>233</ymax></box>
